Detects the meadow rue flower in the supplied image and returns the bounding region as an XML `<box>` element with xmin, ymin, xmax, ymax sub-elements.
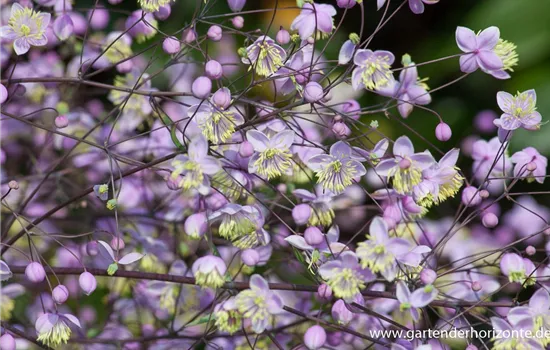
<box><xmin>304</xmin><ymin>325</ymin><xmax>327</xmax><ymax>350</ymax></box>
<box><xmin>209</xmin><ymin>204</ymin><xmax>261</xmax><ymax>240</ymax></box>
<box><xmin>52</xmin><ymin>285</ymin><xmax>69</xmax><ymax>304</ymax></box>
<box><xmin>352</xmin><ymin>49</ymin><xmax>395</xmax><ymax>90</ymax></box>
<box><xmin>25</xmin><ymin>262</ymin><xmax>46</xmax><ymax>283</ymax></box>
<box><xmin>455</xmin><ymin>26</ymin><xmax>505</xmax><ymax>75</ymax></box>
<box><xmin>304</xmin><ymin>82</ymin><xmax>324</xmax><ymax>103</ymax></box>
<box><xmin>291</xmin><ymin>2</ymin><xmax>336</xmax><ymax>40</ymax></box>
<box><xmin>102</xmin><ymin>31</ymin><xmax>133</xmax><ymax>64</ymax></box>
<box><xmin>242</xmin><ymin>36</ymin><xmax>287</xmax><ymax>77</ymax></box>
<box><xmin>36</xmin><ymin>313</ymin><xmax>81</xmax><ymax>348</ymax></box>
<box><xmin>490</xmin><ymin>317</ymin><xmax>544</xmax><ymax>350</ymax></box>
<box><xmin>138</xmin><ymin>0</ymin><xmax>172</xmax><ymax>12</ymax></box>
<box><xmin>125</xmin><ymin>11</ymin><xmax>158</xmax><ymax>42</ymax></box>
<box><xmin>375</xmin><ymin>136</ymin><xmax>435</xmax><ymax>195</ymax></box>
<box><xmin>494</xmin><ymin>90</ymin><xmax>542</xmax><ymax>131</ymax></box>
<box><xmin>191</xmin><ymin>76</ymin><xmax>212</xmax><ymax>99</ymax></box>
<box><xmin>247</xmin><ymin>129</ymin><xmax>295</xmax><ymax>179</ymax></box>
<box><xmin>0</xmin><ymin>3</ymin><xmax>51</xmax><ymax>55</ymax></box>
<box><xmin>188</xmin><ymin>87</ymin><xmax>244</xmax><ymax>144</ymax></box>
<box><xmin>235</xmin><ymin>274</ymin><xmax>283</xmax><ymax>333</ymax></box>
<box><xmin>318</xmin><ymin>251</ymin><xmax>375</xmax><ymax>300</ymax></box>
<box><xmin>471</xmin><ymin>136</ymin><xmax>511</xmax><ymax>181</ymax></box>
<box><xmin>461</xmin><ymin>186</ymin><xmax>482</xmax><ymax>207</ymax></box>
<box><xmin>192</xmin><ymin>255</ymin><xmax>227</xmax><ymax>289</ymax></box>
<box><xmin>500</xmin><ymin>253</ymin><xmax>535</xmax><ymax>286</ymax></box>
<box><xmin>435</xmin><ymin>122</ymin><xmax>452</xmax><ymax>141</ymax></box>
<box><xmin>508</xmin><ymin>288</ymin><xmax>550</xmax><ymax>337</ymax></box>
<box><xmin>79</xmin><ymin>271</ymin><xmax>97</xmax><ymax>295</ymax></box>
<box><xmin>511</xmin><ymin>147</ymin><xmax>547</xmax><ymax>184</ymax></box>
<box><xmin>276</xmin><ymin>28</ymin><xmax>290</xmax><ymax>44</ymax></box>
<box><xmin>170</xmin><ymin>134</ymin><xmax>221</xmax><ymax>193</ymax></box>
<box><xmin>205</xmin><ymin>60</ymin><xmax>223</xmax><ymax>79</ymax></box>
<box><xmin>332</xmin><ymin>299</ymin><xmax>353</xmax><ymax>325</ymax></box>
<box><xmin>352</xmin><ymin>139</ymin><xmax>389</xmax><ymax>166</ymax></box>
<box><xmin>184</xmin><ymin>212</ymin><xmax>208</xmax><ymax>239</ymax></box>
<box><xmin>307</xmin><ymin>141</ymin><xmax>366</xmax><ymax>194</ymax></box>
<box><xmin>491</xmin><ymin>38</ymin><xmax>519</xmax><ymax>79</ymax></box>
<box><xmin>214</xmin><ymin>297</ymin><xmax>242</xmax><ymax>334</ymax></box>
<box><xmin>396</xmin><ymin>281</ymin><xmax>438</xmax><ymax>322</ymax></box>
<box><xmin>207</xmin><ymin>25</ymin><xmax>223</xmax><ymax>41</ymax></box>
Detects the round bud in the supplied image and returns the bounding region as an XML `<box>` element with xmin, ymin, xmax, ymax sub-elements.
<box><xmin>461</xmin><ymin>186</ymin><xmax>482</xmax><ymax>207</ymax></box>
<box><xmin>231</xmin><ymin>16</ymin><xmax>244</xmax><ymax>29</ymax></box>
<box><xmin>526</xmin><ymin>245</ymin><xmax>536</xmax><ymax>256</ymax></box>
<box><xmin>212</xmin><ymin>88</ymin><xmax>231</xmax><ymax>109</ymax></box>
<box><xmin>292</xmin><ymin>204</ymin><xmax>311</xmax><ymax>225</ymax></box>
<box><xmin>110</xmin><ymin>237</ymin><xmax>125</xmax><ymax>250</ymax></box>
<box><xmin>228</xmin><ymin>0</ymin><xmax>246</xmax><ymax>12</ymax></box>
<box><xmin>0</xmin><ymin>83</ymin><xmax>8</xmax><ymax>104</ymax></box>
<box><xmin>398</xmin><ymin>158</ymin><xmax>411</xmax><ymax>170</ymax></box>
<box><xmin>162</xmin><ymin>36</ymin><xmax>181</xmax><ymax>54</ymax></box>
<box><xmin>479</xmin><ymin>189</ymin><xmax>490</xmax><ymax>199</ymax></box>
<box><xmin>183</xmin><ymin>28</ymin><xmax>197</xmax><ymax>43</ymax></box>
<box><xmin>25</xmin><ymin>262</ymin><xmax>46</xmax><ymax>283</ymax></box>
<box><xmin>526</xmin><ymin>162</ymin><xmax>537</xmax><ymax>172</ymax></box>
<box><xmin>342</xmin><ymin>99</ymin><xmax>360</xmax><ymax>120</ymax></box>
<box><xmin>86</xmin><ymin>241</ymin><xmax>99</xmax><ymax>256</ymax></box>
<box><xmin>435</xmin><ymin>122</ymin><xmax>452</xmax><ymax>141</ymax></box>
<box><xmin>55</xmin><ymin>115</ymin><xmax>69</xmax><ymax>129</ymax></box>
<box><xmin>471</xmin><ymin>281</ymin><xmax>482</xmax><ymax>292</ymax></box>
<box><xmin>239</xmin><ymin>141</ymin><xmax>254</xmax><ymax>158</ymax></box>
<box><xmin>154</xmin><ymin>4</ymin><xmax>171</xmax><ymax>20</ymax></box>
<box><xmin>306</xmin><ymin>37</ymin><xmax>315</xmax><ymax>45</ymax></box>
<box><xmin>276</xmin><ymin>28</ymin><xmax>290</xmax><ymax>44</ymax></box>
<box><xmin>191</xmin><ymin>76</ymin><xmax>212</xmax><ymax>99</ymax></box>
<box><xmin>88</xmin><ymin>8</ymin><xmax>109</xmax><ymax>30</ymax></box>
<box><xmin>317</xmin><ymin>283</ymin><xmax>332</xmax><ymax>300</ymax></box>
<box><xmin>52</xmin><ymin>284</ymin><xmax>69</xmax><ymax>304</ymax></box>
<box><xmin>205</xmin><ymin>60</ymin><xmax>223</xmax><ymax>79</ymax></box>
<box><xmin>241</xmin><ymin>249</ymin><xmax>260</xmax><ymax>266</ymax></box>
<box><xmin>184</xmin><ymin>212</ymin><xmax>208</xmax><ymax>239</ymax></box>
<box><xmin>8</xmin><ymin>180</ymin><xmax>19</xmax><ymax>190</ymax></box>
<box><xmin>303</xmin><ymin>82</ymin><xmax>324</xmax><ymax>103</ymax></box>
<box><xmin>207</xmin><ymin>25</ymin><xmax>222</xmax><ymax>41</ymax></box>
<box><xmin>0</xmin><ymin>334</ymin><xmax>16</xmax><ymax>350</ymax></box>
<box><xmin>304</xmin><ymin>325</ymin><xmax>327</xmax><ymax>350</ymax></box>
<box><xmin>482</xmin><ymin>213</ymin><xmax>498</xmax><ymax>228</ymax></box>
<box><xmin>332</xmin><ymin>122</ymin><xmax>351</xmax><ymax>139</ymax></box>
<box><xmin>304</xmin><ymin>227</ymin><xmax>324</xmax><ymax>246</ymax></box>
<box><xmin>420</xmin><ymin>269</ymin><xmax>437</xmax><ymax>285</ymax></box>
<box><xmin>336</xmin><ymin>0</ymin><xmax>357</xmax><ymax>8</ymax></box>
<box><xmin>79</xmin><ymin>271</ymin><xmax>97</xmax><ymax>295</ymax></box>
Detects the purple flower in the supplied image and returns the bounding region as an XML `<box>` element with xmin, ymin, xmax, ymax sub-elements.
<box><xmin>491</xmin><ymin>317</ymin><xmax>543</xmax><ymax>350</ymax></box>
<box><xmin>35</xmin><ymin>312</ymin><xmax>81</xmax><ymax>348</ymax></box>
<box><xmin>455</xmin><ymin>26</ymin><xmax>505</xmax><ymax>75</ymax></box>
<box><xmin>494</xmin><ymin>90</ymin><xmax>542</xmax><ymax>131</ymax></box>
<box><xmin>507</xmin><ymin>288</ymin><xmax>550</xmax><ymax>331</ymax></box>
<box><xmin>500</xmin><ymin>253</ymin><xmax>536</xmax><ymax>286</ymax></box>
<box><xmin>307</xmin><ymin>141</ymin><xmax>366</xmax><ymax>194</ymax></box>
<box><xmin>53</xmin><ymin>14</ymin><xmax>74</xmax><ymax>41</ymax></box>
<box><xmin>235</xmin><ymin>274</ymin><xmax>283</xmax><ymax>333</ymax></box>
<box><xmin>0</xmin><ymin>4</ymin><xmax>51</xmax><ymax>55</ymax></box>
<box><xmin>396</xmin><ymin>281</ymin><xmax>438</xmax><ymax>322</ymax></box>
<box><xmin>378</xmin><ymin>0</ymin><xmax>439</xmax><ymax>14</ymax></box>
<box><xmin>511</xmin><ymin>147</ymin><xmax>547</xmax><ymax>184</ymax></box>
<box><xmin>471</xmin><ymin>137</ymin><xmax>511</xmax><ymax>181</ymax></box>
<box><xmin>242</xmin><ymin>36</ymin><xmax>287</xmax><ymax>77</ymax></box>
<box><xmin>138</xmin><ymin>0</ymin><xmax>171</xmax><ymax>12</ymax></box>
<box><xmin>292</xmin><ymin>186</ymin><xmax>335</xmax><ymax>226</ymax></box>
<box><xmin>208</xmin><ymin>204</ymin><xmax>262</xmax><ymax>240</ymax></box>
<box><xmin>247</xmin><ymin>129</ymin><xmax>295</xmax><ymax>179</ymax></box>
<box><xmin>290</xmin><ymin>3</ymin><xmax>336</xmax><ymax>40</ymax></box>
<box><xmin>352</xmin><ymin>49</ymin><xmax>395</xmax><ymax>90</ymax></box>
<box><xmin>192</xmin><ymin>255</ymin><xmax>227</xmax><ymax>289</ymax></box>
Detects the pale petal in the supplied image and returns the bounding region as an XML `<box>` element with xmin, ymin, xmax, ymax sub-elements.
<box><xmin>496</xmin><ymin>91</ymin><xmax>514</xmax><ymax>113</ymax></box>
<box><xmin>246</xmin><ymin>130</ymin><xmax>270</xmax><ymax>152</ymax></box>
<box><xmin>118</xmin><ymin>252</ymin><xmax>145</xmax><ymax>265</ymax></box>
<box><xmin>62</xmin><ymin>314</ymin><xmax>82</xmax><ymax>328</ymax></box>
<box><xmin>284</xmin><ymin>235</ymin><xmax>313</xmax><ymax>250</ymax></box>
<box><xmin>249</xmin><ymin>274</ymin><xmax>269</xmax><ymax>292</ymax></box>
<box><xmin>354</xmin><ymin>49</ymin><xmax>373</xmax><ymax>66</ymax></box>
<box><xmin>455</xmin><ymin>27</ymin><xmax>477</xmax><ymax>52</ymax></box>
<box><xmin>477</xmin><ymin>26</ymin><xmax>500</xmax><ymax>50</ymax></box>
<box><xmin>393</xmin><ymin>136</ymin><xmax>414</xmax><ymax>157</ymax></box>
<box><xmin>97</xmin><ymin>240</ymin><xmax>115</xmax><ymax>261</ymax></box>
<box><xmin>459</xmin><ymin>54</ymin><xmax>479</xmax><ymax>73</ymax></box>
<box><xmin>410</xmin><ymin>287</ymin><xmax>438</xmax><ymax>307</ymax></box>
<box><xmin>369</xmin><ymin>216</ymin><xmax>389</xmax><ymax>242</ymax></box>
<box><xmin>270</xmin><ymin>130</ymin><xmax>295</xmax><ymax>150</ymax></box>
<box><xmin>13</xmin><ymin>38</ymin><xmax>30</xmax><ymax>55</ymax></box>
<box><xmin>396</xmin><ymin>281</ymin><xmax>411</xmax><ymax>303</ymax></box>
<box><xmin>375</xmin><ymin>159</ymin><xmax>398</xmax><ymax>176</ymax></box>
<box><xmin>409</xmin><ymin>0</ymin><xmax>425</xmax><ymax>14</ymax></box>
<box><xmin>478</xmin><ymin>50</ymin><xmax>503</xmax><ymax>71</ymax></box>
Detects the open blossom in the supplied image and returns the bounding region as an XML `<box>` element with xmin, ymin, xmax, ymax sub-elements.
<box><xmin>491</xmin><ymin>317</ymin><xmax>543</xmax><ymax>350</ymax></box>
<box><xmin>307</xmin><ymin>141</ymin><xmax>366</xmax><ymax>194</ymax></box>
<box><xmin>209</xmin><ymin>204</ymin><xmax>262</xmax><ymax>241</ymax></box>
<box><xmin>500</xmin><ymin>253</ymin><xmax>536</xmax><ymax>286</ymax></box>
<box><xmin>102</xmin><ymin>31</ymin><xmax>133</xmax><ymax>64</ymax></box>
<box><xmin>318</xmin><ymin>251</ymin><xmax>375</xmax><ymax>300</ymax></box>
<box><xmin>188</xmin><ymin>87</ymin><xmax>244</xmax><ymax>144</ymax></box>
<box><xmin>290</xmin><ymin>2</ymin><xmax>336</xmax><ymax>40</ymax></box>
<box><xmin>375</xmin><ymin>136</ymin><xmax>435</xmax><ymax>195</ymax></box>
<box><xmin>0</xmin><ymin>3</ymin><xmax>51</xmax><ymax>55</ymax></box>
<box><xmin>507</xmin><ymin>288</ymin><xmax>550</xmax><ymax>345</ymax></box>
<box><xmin>170</xmin><ymin>134</ymin><xmax>221</xmax><ymax>193</ymax></box>
<box><xmin>235</xmin><ymin>274</ymin><xmax>283</xmax><ymax>333</ymax></box>
<box><xmin>352</xmin><ymin>49</ymin><xmax>395</xmax><ymax>90</ymax></box>
<box><xmin>192</xmin><ymin>255</ymin><xmax>227</xmax><ymax>289</ymax></box>
<box><xmin>247</xmin><ymin>129</ymin><xmax>295</xmax><ymax>179</ymax></box>
<box><xmin>242</xmin><ymin>36</ymin><xmax>287</xmax><ymax>77</ymax></box>
<box><xmin>36</xmin><ymin>313</ymin><xmax>81</xmax><ymax>348</ymax></box>
<box><xmin>293</xmin><ymin>186</ymin><xmax>335</xmax><ymax>226</ymax></box>
<box><xmin>214</xmin><ymin>297</ymin><xmax>242</xmax><ymax>334</ymax></box>
<box><xmin>396</xmin><ymin>281</ymin><xmax>438</xmax><ymax>322</ymax></box>
<box><xmin>138</xmin><ymin>0</ymin><xmax>172</xmax><ymax>12</ymax></box>
<box><xmin>511</xmin><ymin>147</ymin><xmax>547</xmax><ymax>184</ymax></box>
<box><xmin>494</xmin><ymin>90</ymin><xmax>542</xmax><ymax>131</ymax></box>
<box><xmin>352</xmin><ymin>138</ymin><xmax>389</xmax><ymax>165</ymax></box>
<box><xmin>471</xmin><ymin>136</ymin><xmax>511</xmax><ymax>181</ymax></box>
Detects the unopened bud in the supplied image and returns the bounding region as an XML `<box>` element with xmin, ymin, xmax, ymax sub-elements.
<box><xmin>471</xmin><ymin>281</ymin><xmax>482</xmax><ymax>292</ymax></box>
<box><xmin>8</xmin><ymin>180</ymin><xmax>19</xmax><ymax>190</ymax></box>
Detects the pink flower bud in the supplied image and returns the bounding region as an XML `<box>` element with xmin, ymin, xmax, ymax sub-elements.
<box><xmin>52</xmin><ymin>284</ymin><xmax>69</xmax><ymax>304</ymax></box>
<box><xmin>461</xmin><ymin>186</ymin><xmax>481</xmax><ymax>207</ymax></box>
<box><xmin>331</xmin><ymin>299</ymin><xmax>353</xmax><ymax>325</ymax></box>
<box><xmin>471</xmin><ymin>281</ymin><xmax>482</xmax><ymax>292</ymax></box>
<box><xmin>25</xmin><ymin>262</ymin><xmax>46</xmax><ymax>283</ymax></box>
<box><xmin>337</xmin><ymin>0</ymin><xmax>357</xmax><ymax>8</ymax></box>
<box><xmin>342</xmin><ymin>99</ymin><xmax>361</xmax><ymax>120</ymax></box>
<box><xmin>110</xmin><ymin>237</ymin><xmax>125</xmax><ymax>250</ymax></box>
<box><xmin>317</xmin><ymin>283</ymin><xmax>332</xmax><ymax>300</ymax></box>
<box><xmin>205</xmin><ymin>60</ymin><xmax>223</xmax><ymax>79</ymax></box>
<box><xmin>304</xmin><ymin>227</ymin><xmax>324</xmax><ymax>246</ymax></box>
<box><xmin>88</xmin><ymin>8</ymin><xmax>109</xmax><ymax>30</ymax></box>
<box><xmin>8</xmin><ymin>180</ymin><xmax>19</xmax><ymax>190</ymax></box>
<box><xmin>479</xmin><ymin>189</ymin><xmax>490</xmax><ymax>198</ymax></box>
<box><xmin>154</xmin><ymin>4</ymin><xmax>171</xmax><ymax>20</ymax></box>
<box><xmin>55</xmin><ymin>115</ymin><xmax>69</xmax><ymax>129</ymax></box>
<box><xmin>435</xmin><ymin>122</ymin><xmax>452</xmax><ymax>141</ymax></box>
<box><xmin>183</xmin><ymin>28</ymin><xmax>197</xmax><ymax>43</ymax></box>
<box><xmin>276</xmin><ymin>28</ymin><xmax>290</xmax><ymax>44</ymax></box>
<box><xmin>526</xmin><ymin>245</ymin><xmax>536</xmax><ymax>256</ymax></box>
<box><xmin>79</xmin><ymin>271</ymin><xmax>97</xmax><ymax>295</ymax></box>
<box><xmin>207</xmin><ymin>25</ymin><xmax>223</xmax><ymax>41</ymax></box>
<box><xmin>292</xmin><ymin>204</ymin><xmax>311</xmax><ymax>225</ymax></box>
<box><xmin>212</xmin><ymin>88</ymin><xmax>231</xmax><ymax>109</ymax></box>
<box><xmin>192</xmin><ymin>76</ymin><xmax>212</xmax><ymax>99</ymax></box>
<box><xmin>304</xmin><ymin>325</ymin><xmax>327</xmax><ymax>350</ymax></box>
<box><xmin>231</xmin><ymin>16</ymin><xmax>244</xmax><ymax>29</ymax></box>
<box><xmin>239</xmin><ymin>141</ymin><xmax>254</xmax><ymax>157</ymax></box>
<box><xmin>162</xmin><ymin>36</ymin><xmax>181</xmax><ymax>54</ymax></box>
<box><xmin>332</xmin><ymin>122</ymin><xmax>351</xmax><ymax>139</ymax></box>
<box><xmin>184</xmin><ymin>212</ymin><xmax>208</xmax><ymax>239</ymax></box>
<box><xmin>420</xmin><ymin>269</ymin><xmax>437</xmax><ymax>285</ymax></box>
<box><xmin>227</xmin><ymin>0</ymin><xmax>246</xmax><ymax>12</ymax></box>
<box><xmin>0</xmin><ymin>334</ymin><xmax>16</xmax><ymax>350</ymax></box>
<box><xmin>482</xmin><ymin>213</ymin><xmax>498</xmax><ymax>228</ymax></box>
<box><xmin>0</xmin><ymin>83</ymin><xmax>8</xmax><ymax>104</ymax></box>
<box><xmin>86</xmin><ymin>241</ymin><xmax>99</xmax><ymax>256</ymax></box>
<box><xmin>304</xmin><ymin>82</ymin><xmax>324</xmax><ymax>103</ymax></box>
<box><xmin>241</xmin><ymin>249</ymin><xmax>260</xmax><ymax>266</ymax></box>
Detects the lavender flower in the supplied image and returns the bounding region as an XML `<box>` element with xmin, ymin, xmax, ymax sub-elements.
<box><xmin>214</xmin><ymin>297</ymin><xmax>242</xmax><ymax>334</ymax></box>
<box><xmin>247</xmin><ymin>129</ymin><xmax>295</xmax><ymax>179</ymax></box>
<box><xmin>378</xmin><ymin>0</ymin><xmax>439</xmax><ymax>14</ymax></box>
<box><xmin>138</xmin><ymin>0</ymin><xmax>172</xmax><ymax>12</ymax></box>
<box><xmin>235</xmin><ymin>274</ymin><xmax>283</xmax><ymax>333</ymax></box>
<box><xmin>290</xmin><ymin>2</ymin><xmax>336</xmax><ymax>40</ymax></box>
<box><xmin>242</xmin><ymin>36</ymin><xmax>287</xmax><ymax>77</ymax></box>
<box><xmin>192</xmin><ymin>255</ymin><xmax>227</xmax><ymax>289</ymax></box>
<box><xmin>494</xmin><ymin>90</ymin><xmax>542</xmax><ymax>131</ymax></box>
<box><xmin>507</xmin><ymin>288</ymin><xmax>550</xmax><ymax>343</ymax></box>
<box><xmin>170</xmin><ymin>134</ymin><xmax>221</xmax><ymax>194</ymax></box>
<box><xmin>0</xmin><ymin>4</ymin><xmax>50</xmax><ymax>55</ymax></box>
<box><xmin>306</xmin><ymin>141</ymin><xmax>366</xmax><ymax>194</ymax></box>
<box><xmin>490</xmin><ymin>317</ymin><xmax>543</xmax><ymax>350</ymax></box>
<box><xmin>293</xmin><ymin>186</ymin><xmax>335</xmax><ymax>226</ymax></box>
<box><xmin>35</xmin><ymin>312</ymin><xmax>81</xmax><ymax>348</ymax></box>
<box><xmin>511</xmin><ymin>147</ymin><xmax>547</xmax><ymax>184</ymax></box>
<box><xmin>500</xmin><ymin>253</ymin><xmax>536</xmax><ymax>286</ymax></box>
<box><xmin>396</xmin><ymin>281</ymin><xmax>438</xmax><ymax>322</ymax></box>
<box><xmin>352</xmin><ymin>49</ymin><xmax>395</xmax><ymax>90</ymax></box>
<box><xmin>208</xmin><ymin>204</ymin><xmax>262</xmax><ymax>241</ymax></box>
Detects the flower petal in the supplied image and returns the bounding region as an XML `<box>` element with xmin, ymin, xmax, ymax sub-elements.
<box><xmin>456</xmin><ymin>27</ymin><xmax>477</xmax><ymax>52</ymax></box>
<box><xmin>118</xmin><ymin>252</ymin><xmax>145</xmax><ymax>265</ymax></box>
<box><xmin>477</xmin><ymin>26</ymin><xmax>500</xmax><ymax>50</ymax></box>
<box><xmin>246</xmin><ymin>130</ymin><xmax>270</xmax><ymax>152</ymax></box>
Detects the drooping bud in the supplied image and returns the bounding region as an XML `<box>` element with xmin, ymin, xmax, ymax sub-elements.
<box><xmin>227</xmin><ymin>0</ymin><xmax>246</xmax><ymax>12</ymax></box>
<box><xmin>241</xmin><ymin>249</ymin><xmax>260</xmax><ymax>266</ymax></box>
<box><xmin>231</xmin><ymin>16</ymin><xmax>244</xmax><ymax>29</ymax></box>
<box><xmin>207</xmin><ymin>25</ymin><xmax>223</xmax><ymax>41</ymax></box>
<box><xmin>0</xmin><ymin>334</ymin><xmax>16</xmax><ymax>350</ymax></box>
<box><xmin>110</xmin><ymin>237</ymin><xmax>125</xmax><ymax>250</ymax></box>
<box><xmin>526</xmin><ymin>245</ymin><xmax>536</xmax><ymax>256</ymax></box>
<box><xmin>337</xmin><ymin>0</ymin><xmax>357</xmax><ymax>8</ymax></box>
<box><xmin>55</xmin><ymin>115</ymin><xmax>69</xmax><ymax>129</ymax></box>
<box><xmin>239</xmin><ymin>141</ymin><xmax>254</xmax><ymax>157</ymax></box>
<box><xmin>292</xmin><ymin>204</ymin><xmax>311</xmax><ymax>225</ymax></box>
<box><xmin>25</xmin><ymin>262</ymin><xmax>46</xmax><ymax>283</ymax></box>
<box><xmin>79</xmin><ymin>271</ymin><xmax>97</xmax><ymax>295</ymax></box>
<box><xmin>183</xmin><ymin>28</ymin><xmax>197</xmax><ymax>43</ymax></box>
<box><xmin>482</xmin><ymin>213</ymin><xmax>498</xmax><ymax>228</ymax></box>
<box><xmin>8</xmin><ymin>180</ymin><xmax>19</xmax><ymax>190</ymax></box>
<box><xmin>435</xmin><ymin>122</ymin><xmax>452</xmax><ymax>141</ymax></box>
<box><xmin>52</xmin><ymin>284</ymin><xmax>70</xmax><ymax>304</ymax></box>
<box><xmin>332</xmin><ymin>122</ymin><xmax>351</xmax><ymax>139</ymax></box>
<box><xmin>184</xmin><ymin>212</ymin><xmax>208</xmax><ymax>239</ymax></box>
<box><xmin>420</xmin><ymin>269</ymin><xmax>437</xmax><ymax>285</ymax></box>
<box><xmin>192</xmin><ymin>76</ymin><xmax>212</xmax><ymax>99</ymax></box>
<box><xmin>471</xmin><ymin>281</ymin><xmax>482</xmax><ymax>292</ymax></box>
<box><xmin>304</xmin><ymin>227</ymin><xmax>324</xmax><ymax>246</ymax></box>
<box><xmin>154</xmin><ymin>4</ymin><xmax>171</xmax><ymax>20</ymax></box>
<box><xmin>461</xmin><ymin>186</ymin><xmax>481</xmax><ymax>207</ymax></box>
<box><xmin>212</xmin><ymin>87</ymin><xmax>231</xmax><ymax>109</ymax></box>
<box><xmin>304</xmin><ymin>82</ymin><xmax>324</xmax><ymax>103</ymax></box>
<box><xmin>304</xmin><ymin>325</ymin><xmax>327</xmax><ymax>350</ymax></box>
<box><xmin>162</xmin><ymin>36</ymin><xmax>181</xmax><ymax>54</ymax></box>
<box><xmin>276</xmin><ymin>28</ymin><xmax>290</xmax><ymax>45</ymax></box>
<box><xmin>205</xmin><ymin>60</ymin><xmax>223</xmax><ymax>79</ymax></box>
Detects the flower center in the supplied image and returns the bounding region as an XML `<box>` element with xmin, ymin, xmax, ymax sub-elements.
<box><xmin>20</xmin><ymin>24</ymin><xmax>31</xmax><ymax>36</ymax></box>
